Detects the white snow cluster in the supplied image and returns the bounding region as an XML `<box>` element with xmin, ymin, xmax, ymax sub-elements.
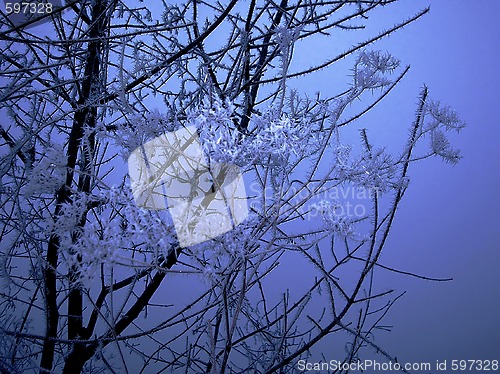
<box><xmin>23</xmin><ymin>143</ymin><xmax>67</xmax><ymax>196</ymax></box>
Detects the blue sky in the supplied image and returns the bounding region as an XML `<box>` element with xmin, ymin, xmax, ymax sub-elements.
<box><xmin>277</xmin><ymin>0</ymin><xmax>500</xmax><ymax>366</ymax></box>
<box><xmin>3</xmin><ymin>1</ymin><xmax>498</xmax><ymax>370</ymax></box>
<box><xmin>128</xmin><ymin>1</ymin><xmax>500</xmax><ymax>367</ymax></box>
<box><xmin>361</xmin><ymin>0</ymin><xmax>500</xmax><ymax>365</ymax></box>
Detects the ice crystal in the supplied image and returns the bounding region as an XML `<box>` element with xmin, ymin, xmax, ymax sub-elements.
<box><xmin>351</xmin><ymin>147</ymin><xmax>397</xmax><ymax>193</ymax></box>
<box><xmin>23</xmin><ymin>143</ymin><xmax>66</xmax><ymax>196</ymax></box>
<box><xmin>311</xmin><ymin>200</ymin><xmax>358</xmax><ymax>239</ymax></box>
<box><xmin>354</xmin><ymin>50</ymin><xmax>400</xmax><ymax>90</ymax></box>
<box><xmin>430</xmin><ymin>129</ymin><xmax>461</xmax><ymax>164</ymax></box>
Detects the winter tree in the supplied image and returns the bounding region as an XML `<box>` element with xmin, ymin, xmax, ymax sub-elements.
<box><xmin>0</xmin><ymin>0</ymin><xmax>465</xmax><ymax>373</ymax></box>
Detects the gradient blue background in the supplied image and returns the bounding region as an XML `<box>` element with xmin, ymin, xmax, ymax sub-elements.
<box><xmin>352</xmin><ymin>1</ymin><xmax>500</xmax><ymax>366</ymax></box>
<box><xmin>148</xmin><ymin>1</ymin><xmax>500</xmax><ymax>368</ymax></box>
<box><xmin>5</xmin><ymin>1</ymin><xmax>498</xmax><ymax>370</ymax></box>
<box><xmin>279</xmin><ymin>0</ymin><xmax>500</xmax><ymax>368</ymax></box>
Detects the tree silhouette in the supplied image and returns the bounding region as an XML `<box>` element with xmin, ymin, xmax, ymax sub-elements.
<box><xmin>0</xmin><ymin>1</ymin><xmax>464</xmax><ymax>373</ymax></box>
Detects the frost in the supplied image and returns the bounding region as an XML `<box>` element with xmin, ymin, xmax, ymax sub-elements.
<box><xmin>195</xmin><ymin>97</ymin><xmax>323</xmax><ymax>168</ymax></box>
<box><xmin>190</xmin><ymin>216</ymin><xmax>256</xmax><ymax>285</ymax></box>
<box><xmin>351</xmin><ymin>147</ymin><xmax>397</xmax><ymax>193</ymax></box>
<box><xmin>0</xmin><ymin>2</ymin><xmax>470</xmax><ymax>371</ymax></box>
<box><xmin>274</xmin><ymin>25</ymin><xmax>302</xmax><ymax>52</ymax></box>
<box><xmin>354</xmin><ymin>51</ymin><xmax>400</xmax><ymax>90</ymax></box>
<box><xmin>311</xmin><ymin>200</ymin><xmax>360</xmax><ymax>239</ymax></box>
<box><xmin>422</xmin><ymin>99</ymin><xmax>465</xmax><ymax>165</ymax></box>
<box><xmin>63</xmin><ymin>187</ymin><xmax>178</xmax><ymax>285</ymax></box>
<box><xmin>161</xmin><ymin>4</ymin><xmax>183</xmax><ymax>30</ymax></box>
<box><xmin>195</xmin><ymin>97</ymin><xmax>240</xmax><ymax>164</ymax></box>
<box><xmin>23</xmin><ymin>143</ymin><xmax>66</xmax><ymax>196</ymax></box>
<box><xmin>430</xmin><ymin>129</ymin><xmax>461</xmax><ymax>164</ymax></box>
<box><xmin>425</xmin><ymin>100</ymin><xmax>466</xmax><ymax>132</ymax></box>
<box><xmin>334</xmin><ymin>143</ymin><xmax>354</xmax><ymax>180</ymax></box>
<box><xmin>111</xmin><ymin>110</ymin><xmax>180</xmax><ymax>160</ymax></box>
